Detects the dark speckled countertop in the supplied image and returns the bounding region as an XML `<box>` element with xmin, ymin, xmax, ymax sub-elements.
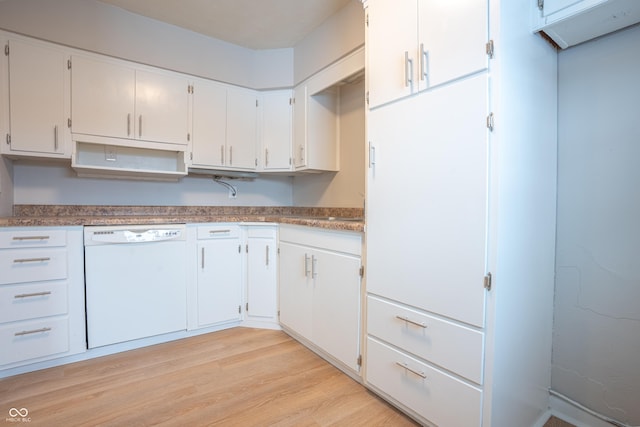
<box><xmin>0</xmin><ymin>205</ymin><xmax>365</xmax><ymax>232</ymax></box>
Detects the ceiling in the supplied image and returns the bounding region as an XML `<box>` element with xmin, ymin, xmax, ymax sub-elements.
<box><xmin>96</xmin><ymin>0</ymin><xmax>353</xmax><ymax>50</ymax></box>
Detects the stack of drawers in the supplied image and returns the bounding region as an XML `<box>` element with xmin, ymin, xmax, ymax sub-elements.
<box><xmin>0</xmin><ymin>227</ymin><xmax>85</xmax><ymax>369</ymax></box>
<box><xmin>365</xmin><ymin>294</ymin><xmax>484</xmax><ymax>426</ymax></box>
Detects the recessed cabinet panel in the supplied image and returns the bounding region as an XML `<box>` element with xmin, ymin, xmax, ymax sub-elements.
<box><xmin>226</xmin><ymin>87</ymin><xmax>258</xmax><ymax>170</ymax></box>
<box><xmin>6</xmin><ymin>39</ymin><xmax>67</xmax><ymax>156</ymax></box>
<box><xmin>191</xmin><ymin>80</ymin><xmax>227</xmax><ymax>168</ymax></box>
<box><xmin>260</xmin><ymin>90</ymin><xmax>292</xmax><ymax>171</ymax></box>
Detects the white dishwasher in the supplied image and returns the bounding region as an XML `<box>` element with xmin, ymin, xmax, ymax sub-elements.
<box><xmin>84</xmin><ymin>224</ymin><xmax>187</xmax><ymax>348</ymax></box>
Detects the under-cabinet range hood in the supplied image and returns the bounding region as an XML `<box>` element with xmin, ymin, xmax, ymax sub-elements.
<box><xmin>534</xmin><ymin>0</ymin><xmax>640</xmax><ymax>48</ymax></box>
<box><xmin>71</xmin><ymin>134</ymin><xmax>188</xmax><ymax>181</ymax></box>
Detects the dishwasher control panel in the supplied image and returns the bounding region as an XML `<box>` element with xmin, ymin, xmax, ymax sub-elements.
<box><xmin>84</xmin><ymin>224</ymin><xmax>186</xmax><ymax>245</ymax></box>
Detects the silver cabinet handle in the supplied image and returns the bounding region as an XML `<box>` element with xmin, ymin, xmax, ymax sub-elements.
<box><xmin>12</xmin><ymin>235</ymin><xmax>50</xmax><ymax>241</ymax></box>
<box><xmin>209</xmin><ymin>229</ymin><xmax>231</xmax><ymax>234</ymax></box>
<box><xmin>311</xmin><ymin>255</ymin><xmax>318</xmax><ymax>278</ymax></box>
<box><xmin>404</xmin><ymin>51</ymin><xmax>414</xmax><ymax>87</ymax></box>
<box><xmin>395</xmin><ymin>315</ymin><xmax>427</xmax><ymax>328</ymax></box>
<box><xmin>229</xmin><ymin>146</ymin><xmax>233</xmax><ymax>165</ymax></box>
<box><xmin>201</xmin><ymin>247</ymin><xmax>205</xmax><ymax>269</ymax></box>
<box><xmin>265</xmin><ymin>148</ymin><xmax>269</xmax><ymax>167</ymax></box>
<box><xmin>15</xmin><ymin>327</ymin><xmax>52</xmax><ymax>337</ymax></box>
<box><xmin>369</xmin><ymin>142</ymin><xmax>376</xmax><ymax>168</ymax></box>
<box><xmin>299</xmin><ymin>145</ymin><xmax>304</xmax><ymax>163</ymax></box>
<box><xmin>127</xmin><ymin>113</ymin><xmax>131</xmax><ymax>136</ymax></box>
<box><xmin>54</xmin><ymin>125</ymin><xmax>58</xmax><ymax>151</ymax></box>
<box><xmin>265</xmin><ymin>245</ymin><xmax>269</xmax><ymax>266</ymax></box>
<box><xmin>138</xmin><ymin>115</ymin><xmax>142</xmax><ymax>138</ymax></box>
<box><xmin>15</xmin><ymin>291</ymin><xmax>52</xmax><ymax>299</ymax></box>
<box><xmin>304</xmin><ymin>254</ymin><xmax>311</xmax><ymax>277</ymax></box>
<box><xmin>420</xmin><ymin>43</ymin><xmax>428</xmax><ymax>82</ymax></box>
<box><xmin>13</xmin><ymin>257</ymin><xmax>51</xmax><ymax>264</ymax></box>
<box><xmin>396</xmin><ymin>361</ymin><xmax>427</xmax><ymax>379</ymax></box>
<box><xmin>221</xmin><ymin>145</ymin><xmax>225</xmax><ymax>164</ymax></box>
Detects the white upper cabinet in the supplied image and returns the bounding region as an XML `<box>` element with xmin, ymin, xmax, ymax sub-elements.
<box><xmin>3</xmin><ymin>39</ymin><xmax>69</xmax><ymax>157</ymax></box>
<box><xmin>226</xmin><ymin>86</ymin><xmax>258</xmax><ymax>170</ymax></box>
<box><xmin>367</xmin><ymin>0</ymin><xmax>488</xmax><ymax>108</ymax></box>
<box><xmin>190</xmin><ymin>80</ymin><xmax>258</xmax><ymax>171</ymax></box>
<box><xmin>71</xmin><ymin>55</ymin><xmax>190</xmax><ymax>145</ymax></box>
<box><xmin>259</xmin><ymin>89</ymin><xmax>292</xmax><ymax>171</ymax></box>
<box><xmin>191</xmin><ymin>79</ymin><xmax>227</xmax><ymax>168</ymax></box>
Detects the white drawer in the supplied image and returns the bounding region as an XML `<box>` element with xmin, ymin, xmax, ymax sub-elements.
<box><xmin>366</xmin><ymin>337</ymin><xmax>482</xmax><ymax>427</ymax></box>
<box><xmin>0</xmin><ymin>248</ymin><xmax>68</xmax><ymax>285</ymax></box>
<box><xmin>0</xmin><ymin>281</ymin><xmax>69</xmax><ymax>323</ymax></box>
<box><xmin>0</xmin><ymin>229</ymin><xmax>67</xmax><ymax>249</ymax></box>
<box><xmin>0</xmin><ymin>317</ymin><xmax>69</xmax><ymax>365</ymax></box>
<box><xmin>367</xmin><ymin>295</ymin><xmax>484</xmax><ymax>384</ymax></box>
<box><xmin>196</xmin><ymin>225</ymin><xmax>241</xmax><ymax>240</ymax></box>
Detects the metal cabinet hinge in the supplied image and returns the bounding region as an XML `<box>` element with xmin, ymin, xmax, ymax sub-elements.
<box><xmin>238</xmin><ymin>244</ymin><xmax>241</xmax><ymax>253</ymax></box>
<box><xmin>246</xmin><ymin>244</ymin><xmax>249</xmax><ymax>253</ymax></box>
<box><xmin>538</xmin><ymin>0</ymin><xmax>544</xmax><ymax>11</ymax></box>
<box><xmin>67</xmin><ymin>59</ymin><xmax>71</xmax><ymax>70</ymax></box>
<box><xmin>67</xmin><ymin>118</ymin><xmax>72</xmax><ymax>128</ymax></box>
<box><xmin>486</xmin><ymin>113</ymin><xmax>495</xmax><ymax>131</ymax></box>
<box><xmin>188</xmin><ymin>85</ymin><xmax>194</xmax><ymax>94</ymax></box>
<box><xmin>484</xmin><ymin>272</ymin><xmax>492</xmax><ymax>291</ymax></box>
<box><xmin>486</xmin><ymin>40</ymin><xmax>494</xmax><ymax>59</ymax></box>
<box><xmin>4</xmin><ymin>44</ymin><xmax>8</xmax><ymax>56</ymax></box>
<box><xmin>190</xmin><ymin>152</ymin><xmax>193</xmax><ymax>160</ymax></box>
<box><xmin>366</xmin><ymin>13</ymin><xmax>369</xmax><ymax>27</ymax></box>
<box><xmin>6</xmin><ymin>134</ymin><xmax>10</xmax><ymax>145</ymax></box>
<box><xmin>359</xmin><ymin>265</ymin><xmax>364</xmax><ymax>277</ymax></box>
<box><xmin>187</xmin><ymin>133</ymin><xmax>191</xmax><ymax>142</ymax></box>
<box><xmin>256</xmin><ymin>99</ymin><xmax>259</xmax><ymax>107</ymax></box>
<box><xmin>238</xmin><ymin>305</ymin><xmax>242</xmax><ymax>314</ymax></box>
<box><xmin>357</xmin><ymin>354</ymin><xmax>362</xmax><ymax>366</ymax></box>
<box><xmin>246</xmin><ymin>302</ymin><xmax>249</xmax><ymax>312</ymax></box>
<box><xmin>289</xmin><ymin>97</ymin><xmax>293</xmax><ymax>105</ymax></box>
<box><xmin>366</xmin><ymin>91</ymin><xmax>370</xmax><ymax>105</ymax></box>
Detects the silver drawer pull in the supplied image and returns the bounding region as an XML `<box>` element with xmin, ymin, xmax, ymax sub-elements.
<box><xmin>12</xmin><ymin>236</ymin><xmax>50</xmax><ymax>241</ymax></box>
<box><xmin>396</xmin><ymin>361</ymin><xmax>427</xmax><ymax>379</ymax></box>
<box><xmin>13</xmin><ymin>257</ymin><xmax>51</xmax><ymax>264</ymax></box>
<box><xmin>15</xmin><ymin>291</ymin><xmax>52</xmax><ymax>299</ymax></box>
<box><xmin>15</xmin><ymin>327</ymin><xmax>52</xmax><ymax>337</ymax></box>
<box><xmin>209</xmin><ymin>229</ymin><xmax>231</xmax><ymax>234</ymax></box>
<box><xmin>395</xmin><ymin>315</ymin><xmax>427</xmax><ymax>328</ymax></box>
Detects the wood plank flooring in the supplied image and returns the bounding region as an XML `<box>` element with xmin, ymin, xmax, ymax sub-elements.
<box><xmin>1</xmin><ymin>328</ymin><xmax>418</xmax><ymax>426</ymax></box>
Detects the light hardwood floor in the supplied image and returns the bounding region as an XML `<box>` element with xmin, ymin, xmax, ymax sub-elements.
<box><xmin>1</xmin><ymin>328</ymin><xmax>418</xmax><ymax>426</ymax></box>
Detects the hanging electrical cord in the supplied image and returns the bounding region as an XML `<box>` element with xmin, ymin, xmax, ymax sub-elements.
<box><xmin>212</xmin><ymin>176</ymin><xmax>237</xmax><ymax>197</ymax></box>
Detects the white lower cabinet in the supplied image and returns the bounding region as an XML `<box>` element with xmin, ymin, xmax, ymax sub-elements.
<box><xmin>0</xmin><ymin>227</ymin><xmax>85</xmax><ymax>368</ymax></box>
<box><xmin>279</xmin><ymin>225</ymin><xmax>363</xmax><ymax>374</ymax></box>
<box><xmin>244</xmin><ymin>225</ymin><xmax>278</xmax><ymax>327</ymax></box>
<box><xmin>191</xmin><ymin>224</ymin><xmax>243</xmax><ymax>328</ymax></box>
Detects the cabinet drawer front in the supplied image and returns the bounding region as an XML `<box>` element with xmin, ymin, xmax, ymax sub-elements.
<box><xmin>366</xmin><ymin>337</ymin><xmax>482</xmax><ymax>427</ymax></box>
<box><xmin>279</xmin><ymin>225</ymin><xmax>362</xmax><ymax>255</ymax></box>
<box><xmin>0</xmin><ymin>249</ymin><xmax>67</xmax><ymax>285</ymax></box>
<box><xmin>0</xmin><ymin>281</ymin><xmax>69</xmax><ymax>323</ymax></box>
<box><xmin>0</xmin><ymin>317</ymin><xmax>69</xmax><ymax>365</ymax></box>
<box><xmin>0</xmin><ymin>229</ymin><xmax>67</xmax><ymax>249</ymax></box>
<box><xmin>196</xmin><ymin>225</ymin><xmax>241</xmax><ymax>240</ymax></box>
<box><xmin>367</xmin><ymin>295</ymin><xmax>484</xmax><ymax>384</ymax></box>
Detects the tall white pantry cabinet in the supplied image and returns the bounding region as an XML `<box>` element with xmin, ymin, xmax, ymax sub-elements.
<box><xmin>362</xmin><ymin>1</ymin><xmax>558</xmax><ymax>426</ymax></box>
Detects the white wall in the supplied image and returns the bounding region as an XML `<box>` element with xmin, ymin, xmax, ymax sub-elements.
<box><xmin>554</xmin><ymin>24</ymin><xmax>640</xmax><ymax>426</ymax></box>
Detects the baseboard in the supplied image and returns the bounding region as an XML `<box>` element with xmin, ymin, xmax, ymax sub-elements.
<box><xmin>550</xmin><ymin>395</ymin><xmax>617</xmax><ymax>427</ymax></box>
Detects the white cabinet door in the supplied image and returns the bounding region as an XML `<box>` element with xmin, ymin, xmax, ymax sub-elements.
<box><xmin>197</xmin><ymin>237</ymin><xmax>242</xmax><ymax>327</ymax></box>
<box><xmin>135</xmin><ymin>69</ymin><xmax>189</xmax><ymax>145</ymax></box>
<box><xmin>260</xmin><ymin>90</ymin><xmax>292</xmax><ymax>171</ymax></box>
<box><xmin>226</xmin><ymin>87</ymin><xmax>258</xmax><ymax>170</ymax></box>
<box><xmin>278</xmin><ymin>241</ymin><xmax>313</xmax><ymax>340</ymax></box>
<box><xmin>367</xmin><ymin>74</ymin><xmax>488</xmax><ymax>328</ymax></box>
<box><xmin>71</xmin><ymin>55</ymin><xmax>135</xmax><ymax>139</ymax></box>
<box><xmin>6</xmin><ymin>39</ymin><xmax>67</xmax><ymax>156</ymax></box>
<box><xmin>246</xmin><ymin>228</ymin><xmax>278</xmax><ymax>322</ymax></box>
<box><xmin>312</xmin><ymin>248</ymin><xmax>361</xmax><ymax>372</ymax></box>
<box><xmin>418</xmin><ymin>0</ymin><xmax>488</xmax><ymax>89</ymax></box>
<box><xmin>367</xmin><ymin>0</ymin><xmax>418</xmax><ymax>108</ymax></box>
<box><xmin>191</xmin><ymin>79</ymin><xmax>227</xmax><ymax>168</ymax></box>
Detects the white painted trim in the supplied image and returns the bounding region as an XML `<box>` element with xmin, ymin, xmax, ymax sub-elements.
<box><xmin>550</xmin><ymin>394</ymin><xmax>625</xmax><ymax>427</ymax></box>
